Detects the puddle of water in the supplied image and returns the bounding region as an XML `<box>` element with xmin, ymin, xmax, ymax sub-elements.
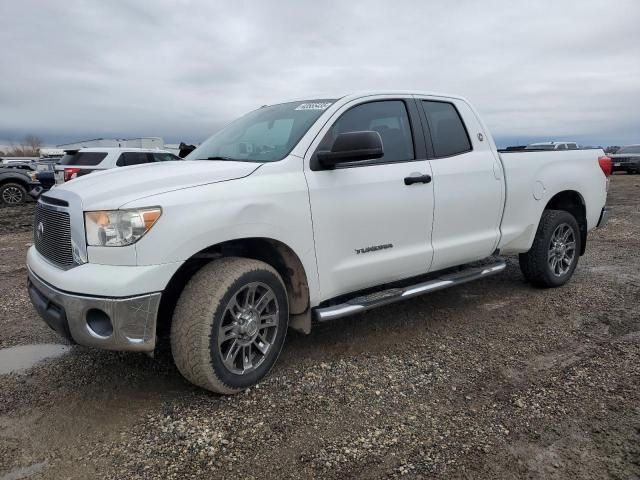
<box><xmin>0</xmin><ymin>344</ymin><xmax>71</xmax><ymax>375</ymax></box>
<box><xmin>0</xmin><ymin>461</ymin><xmax>48</xmax><ymax>480</ymax></box>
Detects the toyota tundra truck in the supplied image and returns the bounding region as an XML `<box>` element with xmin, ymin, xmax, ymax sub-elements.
<box><xmin>26</xmin><ymin>91</ymin><xmax>611</xmax><ymax>394</ymax></box>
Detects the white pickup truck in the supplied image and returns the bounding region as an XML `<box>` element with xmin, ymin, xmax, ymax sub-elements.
<box><xmin>26</xmin><ymin>91</ymin><xmax>611</xmax><ymax>394</ymax></box>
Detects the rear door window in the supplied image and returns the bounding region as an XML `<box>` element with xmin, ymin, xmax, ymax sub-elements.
<box><xmin>116</xmin><ymin>152</ymin><xmax>153</xmax><ymax>167</ymax></box>
<box><xmin>421</xmin><ymin>101</ymin><xmax>472</xmax><ymax>158</ymax></box>
<box><xmin>59</xmin><ymin>152</ymin><xmax>108</xmax><ymax>166</ymax></box>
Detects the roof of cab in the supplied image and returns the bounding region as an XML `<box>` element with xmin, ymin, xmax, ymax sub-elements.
<box><xmin>270</xmin><ymin>90</ymin><xmax>471</xmax><ymax>107</ymax></box>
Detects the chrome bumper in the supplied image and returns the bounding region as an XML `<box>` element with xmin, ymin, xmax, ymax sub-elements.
<box><xmin>27</xmin><ymin>266</ymin><xmax>161</xmax><ymax>352</ymax></box>
<box><xmin>597</xmin><ymin>207</ymin><xmax>609</xmax><ymax>228</ymax></box>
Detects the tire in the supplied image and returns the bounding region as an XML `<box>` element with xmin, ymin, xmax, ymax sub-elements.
<box><xmin>0</xmin><ymin>182</ymin><xmax>27</xmax><ymax>206</ymax></box>
<box><xmin>519</xmin><ymin>210</ymin><xmax>581</xmax><ymax>288</ymax></box>
<box><xmin>171</xmin><ymin>257</ymin><xmax>289</xmax><ymax>394</ymax></box>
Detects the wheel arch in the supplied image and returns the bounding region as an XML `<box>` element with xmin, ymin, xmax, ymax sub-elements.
<box><xmin>157</xmin><ymin>237</ymin><xmax>311</xmax><ymax>337</ymax></box>
<box><xmin>543</xmin><ymin>190</ymin><xmax>587</xmax><ymax>255</ymax></box>
<box><xmin>0</xmin><ymin>175</ymin><xmax>29</xmax><ymax>188</ymax></box>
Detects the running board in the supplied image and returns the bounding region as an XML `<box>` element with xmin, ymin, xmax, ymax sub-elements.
<box><xmin>313</xmin><ymin>260</ymin><xmax>506</xmax><ymax>322</ymax></box>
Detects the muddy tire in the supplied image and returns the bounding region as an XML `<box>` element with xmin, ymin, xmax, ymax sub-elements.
<box><xmin>519</xmin><ymin>210</ymin><xmax>581</xmax><ymax>288</ymax></box>
<box><xmin>171</xmin><ymin>257</ymin><xmax>289</xmax><ymax>394</ymax></box>
<box><xmin>0</xmin><ymin>182</ymin><xmax>27</xmax><ymax>206</ymax></box>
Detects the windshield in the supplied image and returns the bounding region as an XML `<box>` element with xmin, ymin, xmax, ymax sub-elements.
<box><xmin>617</xmin><ymin>145</ymin><xmax>640</xmax><ymax>154</ymax></box>
<box><xmin>189</xmin><ymin>100</ymin><xmax>336</xmax><ymax>162</ymax></box>
<box><xmin>525</xmin><ymin>144</ymin><xmax>556</xmax><ymax>150</ymax></box>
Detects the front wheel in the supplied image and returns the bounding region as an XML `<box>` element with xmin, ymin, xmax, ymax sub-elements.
<box><xmin>0</xmin><ymin>182</ymin><xmax>27</xmax><ymax>206</ymax></box>
<box><xmin>519</xmin><ymin>210</ymin><xmax>581</xmax><ymax>288</ymax></box>
<box><xmin>171</xmin><ymin>257</ymin><xmax>289</xmax><ymax>394</ymax></box>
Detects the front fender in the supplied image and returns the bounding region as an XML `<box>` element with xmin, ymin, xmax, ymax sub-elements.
<box><xmin>128</xmin><ymin>159</ymin><xmax>320</xmax><ymax>305</ymax></box>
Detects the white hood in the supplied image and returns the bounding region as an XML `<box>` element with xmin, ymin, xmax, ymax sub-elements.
<box><xmin>51</xmin><ymin>160</ymin><xmax>260</xmax><ymax>210</ymax></box>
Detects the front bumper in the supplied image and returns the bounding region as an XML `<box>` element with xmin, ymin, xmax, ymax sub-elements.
<box><xmin>27</xmin><ymin>266</ymin><xmax>161</xmax><ymax>352</ymax></box>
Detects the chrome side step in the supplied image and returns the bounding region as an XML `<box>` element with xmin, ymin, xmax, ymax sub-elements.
<box><xmin>313</xmin><ymin>259</ymin><xmax>506</xmax><ymax>322</ymax></box>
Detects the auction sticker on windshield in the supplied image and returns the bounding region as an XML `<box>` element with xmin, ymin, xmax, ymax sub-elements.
<box><xmin>295</xmin><ymin>102</ymin><xmax>332</xmax><ymax>110</ymax></box>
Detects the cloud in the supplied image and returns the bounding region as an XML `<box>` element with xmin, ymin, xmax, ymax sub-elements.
<box><xmin>0</xmin><ymin>0</ymin><xmax>638</xmax><ymax>147</ymax></box>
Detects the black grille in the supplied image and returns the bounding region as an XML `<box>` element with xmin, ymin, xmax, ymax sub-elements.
<box><xmin>34</xmin><ymin>204</ymin><xmax>74</xmax><ymax>268</ymax></box>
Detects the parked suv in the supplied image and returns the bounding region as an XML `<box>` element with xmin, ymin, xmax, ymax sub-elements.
<box><xmin>0</xmin><ymin>164</ymin><xmax>40</xmax><ymax>206</ymax></box>
<box><xmin>525</xmin><ymin>141</ymin><xmax>579</xmax><ymax>151</ymax></box>
<box><xmin>610</xmin><ymin>144</ymin><xmax>640</xmax><ymax>174</ymax></box>
<box><xmin>55</xmin><ymin>148</ymin><xmax>182</xmax><ymax>184</ymax></box>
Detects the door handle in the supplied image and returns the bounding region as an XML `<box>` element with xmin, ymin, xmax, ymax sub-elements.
<box><xmin>404</xmin><ymin>174</ymin><xmax>432</xmax><ymax>185</ymax></box>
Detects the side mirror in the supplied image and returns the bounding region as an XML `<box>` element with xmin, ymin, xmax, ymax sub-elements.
<box><xmin>316</xmin><ymin>131</ymin><xmax>384</xmax><ymax>168</ymax></box>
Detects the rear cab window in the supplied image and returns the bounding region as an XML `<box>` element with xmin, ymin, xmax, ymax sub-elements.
<box><xmin>59</xmin><ymin>152</ymin><xmax>108</xmax><ymax>166</ymax></box>
<box><xmin>421</xmin><ymin>101</ymin><xmax>472</xmax><ymax>158</ymax></box>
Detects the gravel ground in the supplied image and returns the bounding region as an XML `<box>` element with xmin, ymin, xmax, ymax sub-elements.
<box><xmin>0</xmin><ymin>175</ymin><xmax>639</xmax><ymax>479</ymax></box>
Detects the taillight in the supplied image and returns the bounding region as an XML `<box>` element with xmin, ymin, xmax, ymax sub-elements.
<box><xmin>63</xmin><ymin>167</ymin><xmax>81</xmax><ymax>182</ymax></box>
<box><xmin>598</xmin><ymin>156</ymin><xmax>612</xmax><ymax>177</ymax></box>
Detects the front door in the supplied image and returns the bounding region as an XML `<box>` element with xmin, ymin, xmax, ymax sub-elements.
<box><xmin>304</xmin><ymin>97</ymin><xmax>435</xmax><ymax>301</ymax></box>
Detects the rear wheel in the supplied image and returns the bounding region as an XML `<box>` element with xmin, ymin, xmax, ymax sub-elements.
<box><xmin>171</xmin><ymin>257</ymin><xmax>289</xmax><ymax>394</ymax></box>
<box><xmin>0</xmin><ymin>182</ymin><xmax>27</xmax><ymax>206</ymax></box>
<box><xmin>519</xmin><ymin>210</ymin><xmax>581</xmax><ymax>288</ymax></box>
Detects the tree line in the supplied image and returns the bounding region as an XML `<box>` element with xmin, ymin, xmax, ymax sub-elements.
<box><xmin>0</xmin><ymin>134</ymin><xmax>44</xmax><ymax>157</ymax></box>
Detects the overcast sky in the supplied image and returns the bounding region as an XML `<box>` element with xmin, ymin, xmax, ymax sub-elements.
<box><xmin>1</xmin><ymin>0</ymin><xmax>639</xmax><ymax>148</ymax></box>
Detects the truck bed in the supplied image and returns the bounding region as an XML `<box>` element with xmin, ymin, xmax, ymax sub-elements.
<box><xmin>496</xmin><ymin>149</ymin><xmax>608</xmax><ymax>254</ymax></box>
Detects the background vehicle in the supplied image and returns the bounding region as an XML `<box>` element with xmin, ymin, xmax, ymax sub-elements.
<box><xmin>0</xmin><ymin>157</ymin><xmax>39</xmax><ymax>166</ymax></box>
<box><xmin>609</xmin><ymin>144</ymin><xmax>640</xmax><ymax>174</ymax></box>
<box><xmin>55</xmin><ymin>147</ymin><xmax>182</xmax><ymax>184</ymax></box>
<box><xmin>525</xmin><ymin>141</ymin><xmax>579</xmax><ymax>150</ymax></box>
<box><xmin>0</xmin><ymin>165</ymin><xmax>40</xmax><ymax>206</ymax></box>
<box><xmin>31</xmin><ymin>159</ymin><xmax>60</xmax><ymax>196</ymax></box>
<box><xmin>27</xmin><ymin>91</ymin><xmax>609</xmax><ymax>394</ymax></box>
<box><xmin>0</xmin><ymin>160</ymin><xmax>60</xmax><ymax>199</ymax></box>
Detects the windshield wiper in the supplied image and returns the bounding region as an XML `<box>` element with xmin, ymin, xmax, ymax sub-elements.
<box><xmin>199</xmin><ymin>156</ymin><xmax>237</xmax><ymax>161</ymax></box>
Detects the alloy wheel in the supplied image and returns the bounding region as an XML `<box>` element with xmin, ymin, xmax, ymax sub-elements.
<box><xmin>547</xmin><ymin>223</ymin><xmax>576</xmax><ymax>277</ymax></box>
<box><xmin>217</xmin><ymin>282</ymin><xmax>279</xmax><ymax>375</ymax></box>
<box><xmin>2</xmin><ymin>186</ymin><xmax>24</xmax><ymax>205</ymax></box>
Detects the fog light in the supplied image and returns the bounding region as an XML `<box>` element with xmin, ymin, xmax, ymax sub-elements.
<box><xmin>86</xmin><ymin>309</ymin><xmax>113</xmax><ymax>337</ymax></box>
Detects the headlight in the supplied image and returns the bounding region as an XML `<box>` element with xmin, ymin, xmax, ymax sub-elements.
<box><xmin>84</xmin><ymin>208</ymin><xmax>161</xmax><ymax>247</ymax></box>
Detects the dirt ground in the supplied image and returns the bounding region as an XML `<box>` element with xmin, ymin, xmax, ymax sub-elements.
<box><xmin>0</xmin><ymin>175</ymin><xmax>638</xmax><ymax>479</ymax></box>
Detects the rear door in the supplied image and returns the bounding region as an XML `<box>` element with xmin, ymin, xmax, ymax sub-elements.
<box><xmin>416</xmin><ymin>96</ymin><xmax>504</xmax><ymax>271</ymax></box>
<box><xmin>304</xmin><ymin>96</ymin><xmax>435</xmax><ymax>301</ymax></box>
